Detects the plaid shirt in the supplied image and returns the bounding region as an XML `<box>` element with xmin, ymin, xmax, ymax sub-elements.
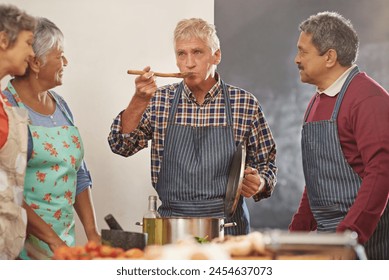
<box><xmin>108</xmin><ymin>74</ymin><xmax>277</xmax><ymax>201</ymax></box>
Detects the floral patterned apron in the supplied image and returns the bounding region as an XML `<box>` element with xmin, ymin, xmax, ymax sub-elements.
<box><xmin>8</xmin><ymin>87</ymin><xmax>84</xmax><ymax>259</ymax></box>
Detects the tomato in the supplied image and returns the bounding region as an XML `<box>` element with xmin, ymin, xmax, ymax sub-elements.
<box><xmin>53</xmin><ymin>246</ymin><xmax>72</xmax><ymax>260</ymax></box>
<box><xmin>121</xmin><ymin>248</ymin><xmax>144</xmax><ymax>259</ymax></box>
<box><xmin>85</xmin><ymin>241</ymin><xmax>100</xmax><ymax>253</ymax></box>
<box><xmin>53</xmin><ymin>242</ymin><xmax>143</xmax><ymax>259</ymax></box>
<box><xmin>99</xmin><ymin>245</ymin><xmax>115</xmax><ymax>257</ymax></box>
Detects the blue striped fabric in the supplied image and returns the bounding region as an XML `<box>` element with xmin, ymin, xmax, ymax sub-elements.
<box><xmin>156</xmin><ymin>81</ymin><xmax>248</xmax><ymax>235</ymax></box>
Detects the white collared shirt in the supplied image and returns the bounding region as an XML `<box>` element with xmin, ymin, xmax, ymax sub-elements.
<box><xmin>317</xmin><ymin>65</ymin><xmax>357</xmax><ymax>96</ymax></box>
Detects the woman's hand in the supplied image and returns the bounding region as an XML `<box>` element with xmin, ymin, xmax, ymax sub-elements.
<box><xmin>23</xmin><ymin>201</ymin><xmax>66</xmax><ymax>253</ymax></box>
<box><xmin>87</xmin><ymin>232</ymin><xmax>101</xmax><ymax>245</ymax></box>
<box><xmin>47</xmin><ymin>235</ymin><xmax>68</xmax><ymax>252</ymax></box>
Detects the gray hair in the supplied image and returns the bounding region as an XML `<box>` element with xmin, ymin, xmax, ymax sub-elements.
<box><xmin>0</xmin><ymin>4</ymin><xmax>36</xmax><ymax>47</ymax></box>
<box><xmin>33</xmin><ymin>17</ymin><xmax>64</xmax><ymax>65</ymax></box>
<box><xmin>299</xmin><ymin>11</ymin><xmax>359</xmax><ymax>66</ymax></box>
<box><xmin>174</xmin><ymin>18</ymin><xmax>220</xmax><ymax>54</ymax></box>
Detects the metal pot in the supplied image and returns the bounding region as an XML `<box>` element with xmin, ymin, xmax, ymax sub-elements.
<box><xmin>135</xmin><ymin>142</ymin><xmax>244</xmax><ymax>246</ymax></box>
<box><xmin>137</xmin><ymin>217</ymin><xmax>236</xmax><ymax>245</ymax></box>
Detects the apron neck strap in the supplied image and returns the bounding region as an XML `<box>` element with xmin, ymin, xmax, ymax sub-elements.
<box><xmin>48</xmin><ymin>90</ymin><xmax>74</xmax><ymax>125</ymax></box>
<box><xmin>6</xmin><ymin>80</ymin><xmax>74</xmax><ymax>125</ymax></box>
<box><xmin>303</xmin><ymin>66</ymin><xmax>360</xmax><ymax>123</ymax></box>
<box><xmin>331</xmin><ymin>66</ymin><xmax>360</xmax><ymax>120</ymax></box>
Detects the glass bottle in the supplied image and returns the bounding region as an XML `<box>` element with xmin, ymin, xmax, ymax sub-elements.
<box><xmin>143</xmin><ymin>195</ymin><xmax>161</xmax><ymax>245</ymax></box>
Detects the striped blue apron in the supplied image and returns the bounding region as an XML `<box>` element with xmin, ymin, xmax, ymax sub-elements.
<box><xmin>302</xmin><ymin>66</ymin><xmax>389</xmax><ymax>259</ymax></box>
<box><xmin>156</xmin><ymin>81</ymin><xmax>249</xmax><ymax>235</ymax></box>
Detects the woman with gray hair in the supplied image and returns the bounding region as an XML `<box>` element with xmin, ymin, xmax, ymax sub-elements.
<box><xmin>3</xmin><ymin>17</ymin><xmax>100</xmax><ymax>259</ymax></box>
<box><xmin>0</xmin><ymin>3</ymin><xmax>35</xmax><ymax>260</ymax></box>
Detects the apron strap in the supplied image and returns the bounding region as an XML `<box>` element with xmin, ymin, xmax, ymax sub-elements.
<box><xmin>303</xmin><ymin>94</ymin><xmax>317</xmax><ymax>123</ymax></box>
<box><xmin>48</xmin><ymin>90</ymin><xmax>75</xmax><ymax>125</ymax></box>
<box><xmin>167</xmin><ymin>82</ymin><xmax>184</xmax><ymax>124</ymax></box>
<box><xmin>303</xmin><ymin>66</ymin><xmax>360</xmax><ymax>123</ymax></box>
<box><xmin>221</xmin><ymin>81</ymin><xmax>233</xmax><ymax>126</ymax></box>
<box><xmin>331</xmin><ymin>66</ymin><xmax>360</xmax><ymax>120</ymax></box>
<box><xmin>5</xmin><ymin>80</ymin><xmax>75</xmax><ymax>126</ymax></box>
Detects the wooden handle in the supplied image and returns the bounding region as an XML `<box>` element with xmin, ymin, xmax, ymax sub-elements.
<box><xmin>127</xmin><ymin>70</ymin><xmax>147</xmax><ymax>76</ymax></box>
<box><xmin>127</xmin><ymin>69</ymin><xmax>191</xmax><ymax>78</ymax></box>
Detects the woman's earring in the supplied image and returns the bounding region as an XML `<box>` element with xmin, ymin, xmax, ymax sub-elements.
<box><xmin>35</xmin><ymin>72</ymin><xmax>39</xmax><ymax>80</ymax></box>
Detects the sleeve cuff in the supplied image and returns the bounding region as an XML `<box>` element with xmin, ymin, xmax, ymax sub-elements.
<box><xmin>252</xmin><ymin>176</ymin><xmax>266</xmax><ymax>202</ymax></box>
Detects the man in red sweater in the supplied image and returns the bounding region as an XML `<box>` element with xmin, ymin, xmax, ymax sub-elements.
<box><xmin>289</xmin><ymin>11</ymin><xmax>389</xmax><ymax>260</ymax></box>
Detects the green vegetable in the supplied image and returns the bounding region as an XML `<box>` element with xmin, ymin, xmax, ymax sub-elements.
<box><xmin>194</xmin><ymin>235</ymin><xmax>209</xmax><ymax>244</ymax></box>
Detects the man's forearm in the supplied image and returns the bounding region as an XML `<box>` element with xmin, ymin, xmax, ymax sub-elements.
<box><xmin>121</xmin><ymin>95</ymin><xmax>150</xmax><ymax>134</ymax></box>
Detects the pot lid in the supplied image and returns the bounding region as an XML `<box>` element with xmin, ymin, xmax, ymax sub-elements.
<box><xmin>224</xmin><ymin>143</ymin><xmax>246</xmax><ymax>218</ymax></box>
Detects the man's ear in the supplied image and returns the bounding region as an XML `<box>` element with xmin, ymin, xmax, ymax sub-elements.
<box><xmin>325</xmin><ymin>49</ymin><xmax>338</xmax><ymax>67</ymax></box>
<box><xmin>0</xmin><ymin>31</ymin><xmax>10</xmax><ymax>50</ymax></box>
<box><xmin>214</xmin><ymin>49</ymin><xmax>221</xmax><ymax>65</ymax></box>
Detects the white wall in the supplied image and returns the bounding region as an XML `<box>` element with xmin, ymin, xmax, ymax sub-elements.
<box><xmin>5</xmin><ymin>0</ymin><xmax>214</xmax><ymax>245</ymax></box>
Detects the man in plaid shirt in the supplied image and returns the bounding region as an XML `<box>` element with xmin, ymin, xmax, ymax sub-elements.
<box><xmin>108</xmin><ymin>18</ymin><xmax>277</xmax><ymax>235</ymax></box>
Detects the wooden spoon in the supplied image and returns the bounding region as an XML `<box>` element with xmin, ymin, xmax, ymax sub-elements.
<box><xmin>127</xmin><ymin>69</ymin><xmax>193</xmax><ymax>78</ymax></box>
